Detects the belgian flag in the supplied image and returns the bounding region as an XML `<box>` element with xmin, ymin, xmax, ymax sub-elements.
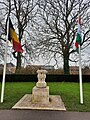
<box><xmin>7</xmin><ymin>18</ymin><xmax>23</xmax><ymax>53</ymax></box>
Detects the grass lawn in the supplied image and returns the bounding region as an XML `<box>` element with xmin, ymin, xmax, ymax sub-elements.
<box><xmin>0</xmin><ymin>82</ymin><xmax>90</xmax><ymax>111</ymax></box>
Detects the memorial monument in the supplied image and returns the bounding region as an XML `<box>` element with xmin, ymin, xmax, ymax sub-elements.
<box><xmin>32</xmin><ymin>70</ymin><xmax>49</xmax><ymax>104</ymax></box>
<box><xmin>12</xmin><ymin>69</ymin><xmax>66</xmax><ymax>111</ymax></box>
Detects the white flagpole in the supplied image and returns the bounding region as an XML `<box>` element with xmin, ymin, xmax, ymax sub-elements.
<box><xmin>78</xmin><ymin>45</ymin><xmax>83</xmax><ymax>104</ymax></box>
<box><xmin>1</xmin><ymin>18</ymin><xmax>9</xmax><ymax>103</ymax></box>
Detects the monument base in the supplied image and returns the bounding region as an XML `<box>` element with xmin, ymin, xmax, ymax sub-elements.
<box><xmin>12</xmin><ymin>94</ymin><xmax>66</xmax><ymax>111</ymax></box>
<box><xmin>32</xmin><ymin>86</ymin><xmax>49</xmax><ymax>104</ymax></box>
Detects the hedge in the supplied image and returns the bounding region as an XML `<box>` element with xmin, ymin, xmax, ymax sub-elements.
<box><xmin>0</xmin><ymin>74</ymin><xmax>90</xmax><ymax>82</ymax></box>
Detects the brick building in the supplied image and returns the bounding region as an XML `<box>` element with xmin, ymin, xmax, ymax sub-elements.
<box><xmin>70</xmin><ymin>66</ymin><xmax>79</xmax><ymax>74</ymax></box>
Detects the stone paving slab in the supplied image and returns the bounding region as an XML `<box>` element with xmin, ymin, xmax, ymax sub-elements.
<box><xmin>12</xmin><ymin>94</ymin><xmax>66</xmax><ymax>111</ymax></box>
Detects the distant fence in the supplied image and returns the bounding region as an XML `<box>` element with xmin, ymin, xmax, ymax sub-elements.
<box><xmin>0</xmin><ymin>74</ymin><xmax>90</xmax><ymax>82</ymax></box>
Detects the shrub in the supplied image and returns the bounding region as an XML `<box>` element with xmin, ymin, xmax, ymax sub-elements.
<box><xmin>15</xmin><ymin>67</ymin><xmax>64</xmax><ymax>75</ymax></box>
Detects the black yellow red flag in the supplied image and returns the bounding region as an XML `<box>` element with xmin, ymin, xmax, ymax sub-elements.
<box><xmin>7</xmin><ymin>18</ymin><xmax>23</xmax><ymax>52</ymax></box>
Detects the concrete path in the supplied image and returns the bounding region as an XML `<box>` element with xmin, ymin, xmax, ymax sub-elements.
<box><xmin>0</xmin><ymin>110</ymin><xmax>90</xmax><ymax>120</ymax></box>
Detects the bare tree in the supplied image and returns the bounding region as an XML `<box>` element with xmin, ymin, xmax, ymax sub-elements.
<box><xmin>31</xmin><ymin>0</ymin><xmax>90</xmax><ymax>74</ymax></box>
<box><xmin>0</xmin><ymin>2</ymin><xmax>7</xmax><ymax>63</ymax></box>
<box><xmin>0</xmin><ymin>0</ymin><xmax>39</xmax><ymax>69</ymax></box>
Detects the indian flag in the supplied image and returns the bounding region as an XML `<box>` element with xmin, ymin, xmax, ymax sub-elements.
<box><xmin>8</xmin><ymin>18</ymin><xmax>23</xmax><ymax>53</ymax></box>
<box><xmin>75</xmin><ymin>16</ymin><xmax>82</xmax><ymax>49</ymax></box>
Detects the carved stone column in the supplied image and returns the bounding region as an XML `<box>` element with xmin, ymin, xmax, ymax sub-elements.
<box><xmin>36</xmin><ymin>70</ymin><xmax>47</xmax><ymax>88</ymax></box>
<box><xmin>32</xmin><ymin>70</ymin><xmax>49</xmax><ymax>104</ymax></box>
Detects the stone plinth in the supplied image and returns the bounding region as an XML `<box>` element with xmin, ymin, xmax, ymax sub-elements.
<box><xmin>32</xmin><ymin>86</ymin><xmax>49</xmax><ymax>104</ymax></box>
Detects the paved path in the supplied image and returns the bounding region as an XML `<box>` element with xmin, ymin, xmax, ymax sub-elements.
<box><xmin>0</xmin><ymin>110</ymin><xmax>90</xmax><ymax>120</ymax></box>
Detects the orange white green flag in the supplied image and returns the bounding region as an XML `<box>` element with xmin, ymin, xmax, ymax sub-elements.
<box><xmin>75</xmin><ymin>15</ymin><xmax>82</xmax><ymax>50</ymax></box>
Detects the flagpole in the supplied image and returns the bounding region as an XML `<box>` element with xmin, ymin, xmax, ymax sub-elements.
<box><xmin>1</xmin><ymin>19</ymin><xmax>9</xmax><ymax>103</ymax></box>
<box><xmin>78</xmin><ymin>0</ymin><xmax>83</xmax><ymax>104</ymax></box>
<box><xmin>78</xmin><ymin>45</ymin><xmax>83</xmax><ymax>104</ymax></box>
<box><xmin>1</xmin><ymin>0</ymin><xmax>11</xmax><ymax>103</ymax></box>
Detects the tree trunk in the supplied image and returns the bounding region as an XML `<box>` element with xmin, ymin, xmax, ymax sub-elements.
<box><xmin>16</xmin><ymin>52</ymin><xmax>21</xmax><ymax>70</ymax></box>
<box><xmin>16</xmin><ymin>22</ymin><xmax>22</xmax><ymax>70</ymax></box>
<box><xmin>63</xmin><ymin>54</ymin><xmax>70</xmax><ymax>74</ymax></box>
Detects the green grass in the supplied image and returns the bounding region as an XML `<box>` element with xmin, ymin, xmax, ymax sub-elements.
<box><xmin>0</xmin><ymin>82</ymin><xmax>35</xmax><ymax>109</ymax></box>
<box><xmin>0</xmin><ymin>82</ymin><xmax>90</xmax><ymax>111</ymax></box>
<box><xmin>48</xmin><ymin>82</ymin><xmax>90</xmax><ymax>111</ymax></box>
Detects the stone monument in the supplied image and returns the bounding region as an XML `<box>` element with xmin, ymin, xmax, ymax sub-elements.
<box><xmin>32</xmin><ymin>70</ymin><xmax>49</xmax><ymax>104</ymax></box>
<box><xmin>12</xmin><ymin>69</ymin><xmax>66</xmax><ymax>111</ymax></box>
